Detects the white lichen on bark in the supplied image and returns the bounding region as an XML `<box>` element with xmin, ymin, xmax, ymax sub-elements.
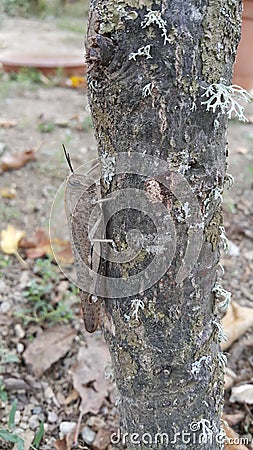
<box><xmin>201</xmin><ymin>83</ymin><xmax>252</xmax><ymax>121</ymax></box>
<box><xmin>141</xmin><ymin>9</ymin><xmax>169</xmax><ymax>45</ymax></box>
<box><xmin>129</xmin><ymin>44</ymin><xmax>153</xmax><ymax>61</ymax></box>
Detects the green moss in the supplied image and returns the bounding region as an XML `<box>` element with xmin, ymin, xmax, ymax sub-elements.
<box><xmin>201</xmin><ymin>0</ymin><xmax>242</xmax><ymax>83</ymax></box>
<box><xmin>118</xmin><ymin>350</ymin><xmax>138</xmax><ymax>379</ymax></box>
<box><xmin>154</xmin><ymin>310</ymin><xmax>166</xmax><ymax>321</ymax></box>
<box><xmin>126</xmin><ymin>329</ymin><xmax>141</xmax><ymax>347</ymax></box>
<box><xmin>121</xmin><ymin>249</ymin><xmax>148</xmax><ymax>279</ymax></box>
<box><xmin>204</xmin><ymin>206</ymin><xmax>223</xmax><ymax>250</ymax></box>
<box><xmin>150</xmin><ymin>63</ymin><xmax>159</xmax><ymax>71</ymax></box>
<box><xmin>191</xmin><ymin>314</ymin><xmax>204</xmax><ymax>343</ymax></box>
<box><xmin>181</xmin><ymin>78</ymin><xmax>190</xmax><ymax>92</ymax></box>
<box><xmin>97</xmin><ymin>0</ymin><xmax>156</xmax><ymax>34</ymax></box>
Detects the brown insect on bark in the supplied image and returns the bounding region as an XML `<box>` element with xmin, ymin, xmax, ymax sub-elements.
<box><xmin>63</xmin><ymin>144</ymin><xmax>103</xmax><ymax>333</ymax></box>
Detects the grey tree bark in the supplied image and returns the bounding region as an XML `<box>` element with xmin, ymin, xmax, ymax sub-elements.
<box><xmin>85</xmin><ymin>1</ymin><xmax>242</xmax><ymax>449</ymax></box>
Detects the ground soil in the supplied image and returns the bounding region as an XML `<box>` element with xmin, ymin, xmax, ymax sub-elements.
<box><xmin>0</xmin><ymin>12</ymin><xmax>253</xmax><ymax>450</ymax></box>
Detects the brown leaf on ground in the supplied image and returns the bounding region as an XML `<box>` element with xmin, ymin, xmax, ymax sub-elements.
<box><xmin>19</xmin><ymin>228</ymin><xmax>73</xmax><ymax>263</ymax></box>
<box><xmin>54</xmin><ymin>424</ymin><xmax>78</xmax><ymax>450</ymax></box>
<box><xmin>222</xmin><ymin>302</ymin><xmax>253</xmax><ymax>350</ymax></box>
<box><xmin>0</xmin><ymin>118</ymin><xmax>17</xmax><ymax>128</ymax></box>
<box><xmin>0</xmin><ymin>149</ymin><xmax>36</xmax><ymax>171</ymax></box>
<box><xmin>224</xmin><ymin>367</ymin><xmax>237</xmax><ymax>390</ymax></box>
<box><xmin>223</xmin><ymin>421</ymin><xmax>249</xmax><ymax>449</ymax></box>
<box><xmin>64</xmin><ymin>389</ymin><xmax>79</xmax><ymax>405</ymax></box>
<box><xmin>19</xmin><ymin>227</ymin><xmax>51</xmax><ymax>258</ymax></box>
<box><xmin>23</xmin><ymin>325</ymin><xmax>76</xmax><ymax>377</ymax></box>
<box><xmin>223</xmin><ymin>412</ymin><xmax>246</xmax><ymax>427</ymax></box>
<box><xmin>93</xmin><ymin>428</ymin><xmax>112</xmax><ymax>450</ymax></box>
<box><xmin>54</xmin><ymin>438</ymin><xmax>68</xmax><ymax>450</ymax></box>
<box><xmin>72</xmin><ymin>335</ymin><xmax>111</xmax><ymax>415</ymax></box>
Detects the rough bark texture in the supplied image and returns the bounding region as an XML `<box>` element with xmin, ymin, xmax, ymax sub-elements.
<box><xmin>85</xmin><ymin>1</ymin><xmax>242</xmax><ymax>449</ymax></box>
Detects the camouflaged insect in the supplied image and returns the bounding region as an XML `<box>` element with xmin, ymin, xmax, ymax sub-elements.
<box><xmin>63</xmin><ymin>145</ymin><xmax>102</xmax><ymax>333</ymax></box>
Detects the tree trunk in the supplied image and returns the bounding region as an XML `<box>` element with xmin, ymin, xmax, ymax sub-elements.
<box><xmin>85</xmin><ymin>1</ymin><xmax>242</xmax><ymax>449</ymax></box>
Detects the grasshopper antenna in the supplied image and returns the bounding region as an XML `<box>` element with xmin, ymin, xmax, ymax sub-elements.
<box><xmin>62</xmin><ymin>144</ymin><xmax>74</xmax><ymax>173</ymax></box>
<box><xmin>85</xmin><ymin>162</ymin><xmax>99</xmax><ymax>176</ymax></box>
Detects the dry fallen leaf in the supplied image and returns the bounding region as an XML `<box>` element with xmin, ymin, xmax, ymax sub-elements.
<box><xmin>54</xmin><ymin>437</ymin><xmax>68</xmax><ymax>450</ymax></box>
<box><xmin>19</xmin><ymin>228</ymin><xmax>51</xmax><ymax>258</ymax></box>
<box><xmin>223</xmin><ymin>412</ymin><xmax>246</xmax><ymax>427</ymax></box>
<box><xmin>64</xmin><ymin>389</ymin><xmax>79</xmax><ymax>405</ymax></box>
<box><xmin>23</xmin><ymin>325</ymin><xmax>76</xmax><ymax>377</ymax></box>
<box><xmin>235</xmin><ymin>146</ymin><xmax>250</xmax><ymax>155</ymax></box>
<box><xmin>0</xmin><ymin>118</ymin><xmax>17</xmax><ymax>128</ymax></box>
<box><xmin>230</xmin><ymin>384</ymin><xmax>253</xmax><ymax>405</ymax></box>
<box><xmin>19</xmin><ymin>228</ymin><xmax>73</xmax><ymax>263</ymax></box>
<box><xmin>224</xmin><ymin>367</ymin><xmax>237</xmax><ymax>390</ymax></box>
<box><xmin>0</xmin><ymin>187</ymin><xmax>16</xmax><ymax>198</ymax></box>
<box><xmin>72</xmin><ymin>335</ymin><xmax>111</xmax><ymax>415</ymax></box>
<box><xmin>0</xmin><ymin>224</ymin><xmax>26</xmax><ymax>265</ymax></box>
<box><xmin>222</xmin><ymin>301</ymin><xmax>253</xmax><ymax>350</ymax></box>
<box><xmin>0</xmin><ymin>149</ymin><xmax>37</xmax><ymax>171</ymax></box>
<box><xmin>0</xmin><ymin>225</ymin><xmax>25</xmax><ymax>254</ymax></box>
<box><xmin>54</xmin><ymin>422</ymin><xmax>80</xmax><ymax>450</ymax></box>
<box><xmin>222</xmin><ymin>421</ymin><xmax>249</xmax><ymax>450</ymax></box>
<box><xmin>93</xmin><ymin>428</ymin><xmax>112</xmax><ymax>450</ymax></box>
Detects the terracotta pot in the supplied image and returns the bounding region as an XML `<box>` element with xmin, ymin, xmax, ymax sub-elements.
<box><xmin>233</xmin><ymin>0</ymin><xmax>253</xmax><ymax>89</ymax></box>
<box><xmin>0</xmin><ymin>54</ymin><xmax>86</xmax><ymax>77</ymax></box>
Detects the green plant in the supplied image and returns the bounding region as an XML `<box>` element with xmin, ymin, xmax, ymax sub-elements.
<box><xmin>0</xmin><ymin>401</ymin><xmax>24</xmax><ymax>450</ymax></box>
<box><xmin>33</xmin><ymin>258</ymin><xmax>59</xmax><ymax>282</ymax></box>
<box><xmin>0</xmin><ymin>205</ymin><xmax>20</xmax><ymax>221</ymax></box>
<box><xmin>0</xmin><ymin>69</ymin><xmax>49</xmax><ymax>102</ymax></box>
<box><xmin>0</xmin><ymin>399</ymin><xmax>44</xmax><ymax>450</ymax></box>
<box><xmin>10</xmin><ymin>68</ymin><xmax>42</xmax><ymax>84</ymax></box>
<box><xmin>0</xmin><ymin>378</ymin><xmax>7</xmax><ymax>403</ymax></box>
<box><xmin>70</xmin><ymin>284</ymin><xmax>79</xmax><ymax>296</ymax></box>
<box><xmin>0</xmin><ymin>338</ymin><xmax>20</xmax><ymax>370</ymax></box>
<box><xmin>0</xmin><ymin>255</ymin><xmax>12</xmax><ymax>269</ymax></box>
<box><xmin>23</xmin><ymin>279</ymin><xmax>52</xmax><ymax>302</ymax></box>
<box><xmin>82</xmin><ymin>115</ymin><xmax>93</xmax><ymax>132</ymax></box>
<box><xmin>3</xmin><ymin>0</ymin><xmax>30</xmax><ymax>16</ymax></box>
<box><xmin>3</xmin><ymin>0</ymin><xmax>45</xmax><ymax>16</ymax></box>
<box><xmin>17</xmin><ymin>279</ymin><xmax>73</xmax><ymax>325</ymax></box>
<box><xmin>38</xmin><ymin>121</ymin><xmax>55</xmax><ymax>133</ymax></box>
<box><xmin>57</xmin><ymin>17</ymin><xmax>85</xmax><ymax>34</ymax></box>
<box><xmin>32</xmin><ymin>421</ymin><xmax>44</xmax><ymax>449</ymax></box>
